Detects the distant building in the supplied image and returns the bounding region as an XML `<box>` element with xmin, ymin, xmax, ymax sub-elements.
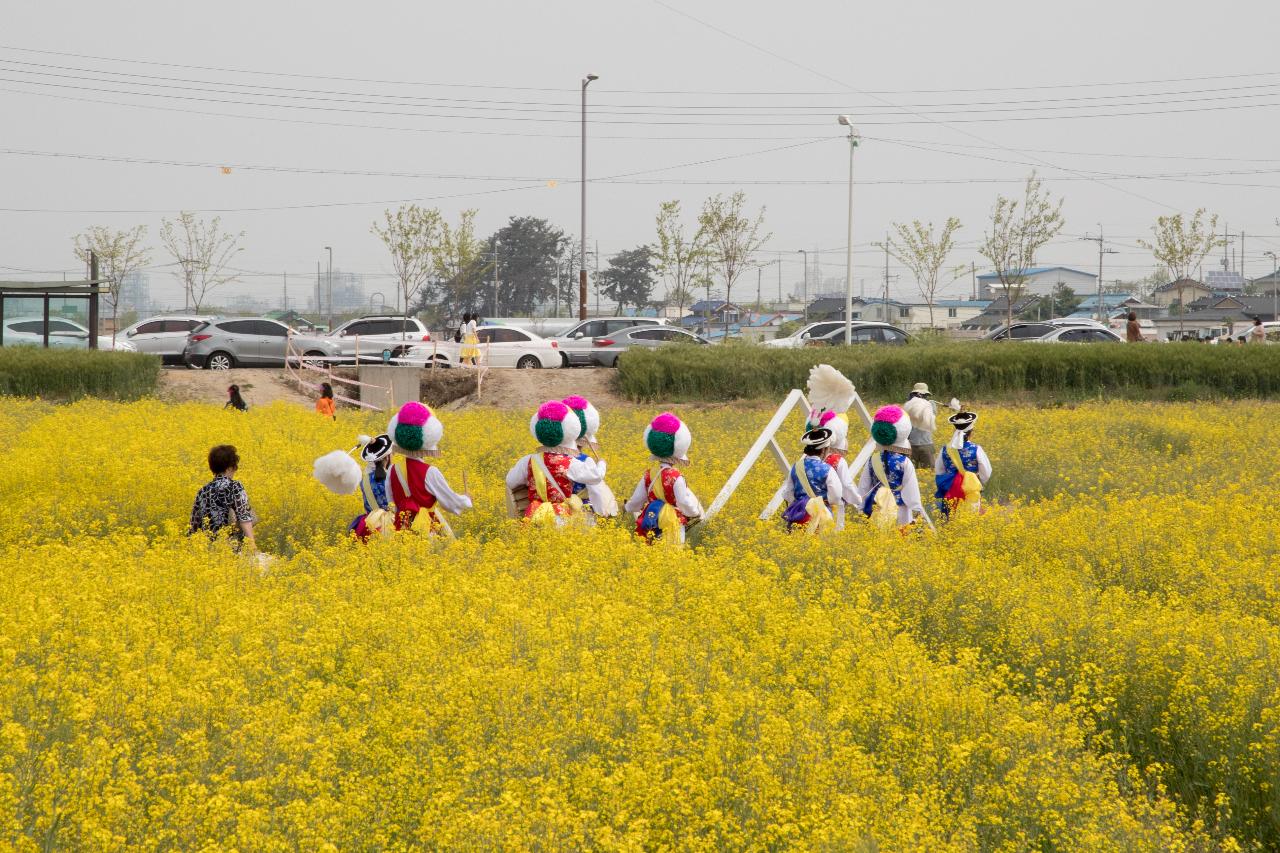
<box><xmin>682</xmin><ymin>300</ymin><xmax>741</xmax><ymax>333</ymax></box>
<box><xmin>806</xmin><ymin>296</ymin><xmax>989</xmax><ymax>331</ymax></box>
<box><xmin>1203</xmin><ymin>269</ymin><xmax>1245</xmax><ymax>294</ymax></box>
<box><xmin>960</xmin><ymin>295</ymin><xmax>1043</xmax><ymax>330</ymax></box>
<box><xmin>1150</xmin><ymin>278</ymin><xmax>1214</xmax><ymax>309</ymax></box>
<box><xmin>313</xmin><ymin>270</ymin><xmax>366</xmax><ymax>314</ymax></box>
<box><xmin>1068</xmin><ymin>293</ymin><xmax>1159</xmax><ymax>321</ymax></box>
<box><xmin>975</xmin><ymin>266</ymin><xmax>1098</xmax><ymax>299</ymax></box>
<box><xmin>117</xmin><ymin>271</ymin><xmax>150</xmax><ymax>314</ymax></box>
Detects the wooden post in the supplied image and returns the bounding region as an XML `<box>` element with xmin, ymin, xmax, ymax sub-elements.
<box><xmin>88</xmin><ymin>251</ymin><xmax>100</xmax><ymax>350</ymax></box>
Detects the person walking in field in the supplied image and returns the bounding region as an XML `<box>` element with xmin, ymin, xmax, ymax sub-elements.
<box><xmin>858</xmin><ymin>406</ymin><xmax>926</xmax><ymax>530</ymax></box>
<box><xmin>804</xmin><ymin>364</ymin><xmax>862</xmax><ymax>513</ymax></box>
<box><xmin>625</xmin><ymin>412</ymin><xmax>703</xmax><ymax>545</ymax></box>
<box><xmin>902</xmin><ymin>383</ymin><xmax>937</xmax><ymax>468</ymax></box>
<box><xmin>562</xmin><ymin>395</ymin><xmax>619</xmax><ymax>517</ymax></box>
<box><xmin>506</xmin><ymin>400</ymin><xmax>607</xmax><ymax>526</ymax></box>
<box><xmin>189</xmin><ymin>444</ymin><xmax>256</xmax><ymax>550</ymax></box>
<box><xmin>386</xmin><ymin>401</ymin><xmax>472</xmax><ymax>535</ymax></box>
<box><xmin>781</xmin><ymin>427</ymin><xmax>843</xmax><ymax>533</ymax></box>
<box><xmin>934</xmin><ymin>410</ymin><xmax>993</xmax><ymax>519</ymax></box>
<box><xmin>1126</xmin><ymin>311</ymin><xmax>1143</xmax><ymax>342</ymax></box>
<box><xmin>225</xmin><ymin>384</ymin><xmax>248</xmax><ymax>411</ymax></box>
<box><xmin>316</xmin><ymin>383</ymin><xmax>337</xmax><ymax>419</ymax></box>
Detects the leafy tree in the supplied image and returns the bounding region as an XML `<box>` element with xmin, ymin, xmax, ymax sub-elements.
<box><xmin>72</xmin><ymin>225</ymin><xmax>151</xmax><ymax>344</ymax></box>
<box><xmin>598</xmin><ymin>245</ymin><xmax>657</xmax><ymax>311</ymax></box>
<box><xmin>1049</xmin><ymin>283</ymin><xmax>1082</xmax><ymax>318</ymax></box>
<box><xmin>488</xmin><ymin>217</ymin><xmax>568</xmax><ymax>316</ymax></box>
<box><xmin>655</xmin><ymin>200</ymin><xmax>708</xmax><ymax>320</ymax></box>
<box><xmin>373</xmin><ymin>204</ymin><xmax>443</xmax><ymax>330</ymax></box>
<box><xmin>1138</xmin><ymin>209</ymin><xmax>1222</xmax><ymax>337</ymax></box>
<box><xmin>885</xmin><ymin>217</ymin><xmax>961</xmax><ymax>329</ymax></box>
<box><xmin>978</xmin><ymin>172</ymin><xmax>1065</xmax><ymax>329</ymax></box>
<box><xmin>429</xmin><ymin>209</ymin><xmax>491</xmax><ymax>320</ymax></box>
<box><xmin>698</xmin><ymin>191</ymin><xmax>770</xmax><ymax>338</ymax></box>
<box><xmin>159</xmin><ymin>212</ymin><xmax>244</xmax><ymax>312</ymax></box>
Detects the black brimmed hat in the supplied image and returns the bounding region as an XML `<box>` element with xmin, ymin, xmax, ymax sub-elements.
<box><xmin>802</xmin><ymin>427</ymin><xmax>834</xmax><ymax>450</ymax></box>
<box><xmin>948</xmin><ymin>411</ymin><xmax>977</xmax><ymax>432</ymax></box>
<box><xmin>359</xmin><ymin>433</ymin><xmax>393</xmax><ymax>463</ymax></box>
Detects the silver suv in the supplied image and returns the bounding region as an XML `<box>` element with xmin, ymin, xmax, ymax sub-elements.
<box><xmin>119</xmin><ymin>315</ymin><xmax>213</xmax><ymax>364</ymax></box>
<box><xmin>550</xmin><ymin>317</ymin><xmax>667</xmax><ymax>366</ymax></box>
<box><xmin>184</xmin><ymin>317</ymin><xmax>342</xmax><ymax>369</ymax></box>
<box><xmin>327</xmin><ymin>315</ymin><xmax>432</xmax><ymax>360</ymax></box>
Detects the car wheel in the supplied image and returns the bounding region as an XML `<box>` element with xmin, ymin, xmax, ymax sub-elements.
<box><xmin>206</xmin><ymin>351</ymin><xmax>234</xmax><ymax>370</ymax></box>
<box><xmin>560</xmin><ymin>352</ymin><xmax>570</xmax><ymax>368</ymax></box>
<box><xmin>431</xmin><ymin>355</ymin><xmax>452</xmax><ymax>369</ymax></box>
<box><xmin>516</xmin><ymin>355</ymin><xmax>540</xmax><ymax>369</ymax></box>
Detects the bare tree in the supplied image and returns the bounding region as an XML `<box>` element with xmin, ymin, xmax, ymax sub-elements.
<box><xmin>72</xmin><ymin>225</ymin><xmax>151</xmax><ymax>344</ymax></box>
<box><xmin>978</xmin><ymin>172</ymin><xmax>1065</xmax><ymax>329</ymax></box>
<box><xmin>698</xmin><ymin>191</ymin><xmax>771</xmax><ymax>339</ymax></box>
<box><xmin>886</xmin><ymin>217</ymin><xmax>961</xmax><ymax>329</ymax></box>
<box><xmin>159</xmin><ymin>212</ymin><xmax>244</xmax><ymax>312</ymax></box>
<box><xmin>1138</xmin><ymin>209</ymin><xmax>1222</xmax><ymax>337</ymax></box>
<box><xmin>654</xmin><ymin>200</ymin><xmax>708</xmax><ymax>320</ymax></box>
<box><xmin>373</xmin><ymin>204</ymin><xmax>443</xmax><ymax>330</ymax></box>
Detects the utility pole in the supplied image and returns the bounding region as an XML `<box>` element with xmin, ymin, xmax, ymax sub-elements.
<box><xmin>756</xmin><ymin>264</ymin><xmax>763</xmax><ymax>311</ymax></box>
<box><xmin>1265</xmin><ymin>250</ymin><xmax>1278</xmax><ymax>324</ymax></box>
<box><xmin>324</xmin><ymin>246</ymin><xmax>333</xmax><ymax>331</ymax></box>
<box><xmin>316</xmin><ymin>262</ymin><xmax>321</xmax><ymax>316</ymax></box>
<box><xmin>838</xmin><ymin>114</ymin><xmax>860</xmax><ymax>344</ymax></box>
<box><xmin>776</xmin><ymin>251</ymin><xmax>782</xmax><ymax>305</ymax></box>
<box><xmin>595</xmin><ymin>239</ymin><xmax>600</xmax><ymax>316</ymax></box>
<box><xmin>971</xmin><ymin>261</ymin><xmax>977</xmax><ymax>301</ymax></box>
<box><xmin>883</xmin><ymin>237</ymin><xmax>890</xmax><ymax>322</ymax></box>
<box><xmin>1079</xmin><ymin>228</ymin><xmax>1118</xmax><ymax>323</ymax></box>
<box><xmin>579</xmin><ymin>73</ymin><xmax>598</xmax><ymax>321</ymax></box>
<box><xmin>797</xmin><ymin>249</ymin><xmax>808</xmax><ymax>321</ymax></box>
<box><xmin>492</xmin><ymin>237</ymin><xmax>499</xmax><ymax>318</ymax></box>
<box><xmin>88</xmin><ymin>251</ymin><xmax>99</xmax><ymax>348</ymax></box>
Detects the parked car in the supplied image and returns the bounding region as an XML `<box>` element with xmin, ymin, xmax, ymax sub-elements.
<box><xmin>761</xmin><ymin>320</ymin><xmax>848</xmax><ymax>348</ymax></box>
<box><xmin>410</xmin><ymin>324</ymin><xmax>561</xmax><ymax>369</ymax></box>
<box><xmin>119</xmin><ymin>315</ymin><xmax>213</xmax><ymax>363</ymax></box>
<box><xmin>1028</xmin><ymin>326</ymin><xmax>1123</xmax><ymax>343</ymax></box>
<box><xmin>983</xmin><ymin>318</ymin><xmax>1106</xmax><ymax>341</ymax></box>
<box><xmin>325</xmin><ymin>315</ymin><xmax>432</xmax><ymax>360</ymax></box>
<box><xmin>550</xmin><ymin>317</ymin><xmax>668</xmax><ymax>366</ymax></box>
<box><xmin>588</xmin><ymin>325</ymin><xmax>709</xmax><ymax>367</ymax></box>
<box><xmin>810</xmin><ymin>323</ymin><xmax>913</xmax><ymax>346</ymax></box>
<box><xmin>1</xmin><ymin>316</ymin><xmax>134</xmax><ymax>351</ymax></box>
<box><xmin>183</xmin><ymin>317</ymin><xmax>342</xmax><ymax>369</ymax></box>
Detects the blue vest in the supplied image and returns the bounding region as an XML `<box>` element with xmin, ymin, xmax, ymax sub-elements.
<box><xmin>862</xmin><ymin>450</ymin><xmax>908</xmax><ymax>515</ymax></box>
<box><xmin>790</xmin><ymin>456</ymin><xmax>832</xmax><ymax>504</ymax></box>
<box><xmin>361</xmin><ymin>470</ymin><xmax>390</xmax><ymax>514</ymax></box>
<box><xmin>939</xmin><ymin>441</ymin><xmax>980</xmax><ymax>475</ymax></box>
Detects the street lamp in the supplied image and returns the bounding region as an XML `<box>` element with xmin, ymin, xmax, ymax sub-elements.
<box><xmin>1266</xmin><ymin>250</ymin><xmax>1278</xmax><ymax>325</ymax></box>
<box><xmin>838</xmin><ymin>115</ymin><xmax>860</xmax><ymax>345</ymax></box>
<box><xmin>324</xmin><ymin>246</ymin><xmax>333</xmax><ymax>331</ymax></box>
<box><xmin>580</xmin><ymin>73</ymin><xmax>598</xmax><ymax>322</ymax></box>
<box><xmin>796</xmin><ymin>249</ymin><xmax>808</xmax><ymax>322</ymax></box>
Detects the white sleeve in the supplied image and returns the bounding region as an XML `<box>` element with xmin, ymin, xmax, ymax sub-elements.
<box><xmin>835</xmin><ymin>458</ymin><xmax>863</xmax><ymax>507</ymax></box>
<box><xmin>856</xmin><ymin>459</ymin><xmax>874</xmax><ymax>496</ymax></box>
<box><xmin>623</xmin><ymin>477</ymin><xmax>650</xmax><ymax>514</ymax></box>
<box><xmin>824</xmin><ymin>466</ymin><xmax>844</xmax><ymax>505</ymax></box>
<box><xmin>672</xmin><ymin>474</ymin><xmax>704</xmax><ymax>519</ymax></box>
<box><xmin>565</xmin><ymin>455</ymin><xmax>604</xmax><ymax>485</ymax></box>
<box><xmin>976</xmin><ymin>446</ymin><xmax>992</xmax><ymax>485</ymax></box>
<box><xmin>934</xmin><ymin>449</ymin><xmax>947</xmax><ymax>475</ymax></box>
<box><xmin>504</xmin><ymin>456</ymin><xmax>530</xmax><ymax>491</ymax></box>
<box><xmin>898</xmin><ymin>463</ymin><xmax>924</xmax><ymax>521</ymax></box>
<box><xmin>425</xmin><ymin>466</ymin><xmax>473</xmax><ymax>515</ymax></box>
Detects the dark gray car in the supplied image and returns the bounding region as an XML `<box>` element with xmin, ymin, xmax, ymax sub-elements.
<box><xmin>811</xmin><ymin>323</ymin><xmax>913</xmax><ymax>346</ymax></box>
<box><xmin>590</xmin><ymin>325</ymin><xmax>708</xmax><ymax>367</ymax></box>
<box><xmin>184</xmin><ymin>318</ymin><xmax>343</xmax><ymax>369</ymax></box>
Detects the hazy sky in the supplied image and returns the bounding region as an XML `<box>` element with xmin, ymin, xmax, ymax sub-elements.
<box><xmin>3</xmin><ymin>0</ymin><xmax>1279</xmax><ymax>308</ymax></box>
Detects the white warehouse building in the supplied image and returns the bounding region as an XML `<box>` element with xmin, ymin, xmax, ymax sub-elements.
<box><xmin>976</xmin><ymin>265</ymin><xmax>1098</xmax><ymax>299</ymax></box>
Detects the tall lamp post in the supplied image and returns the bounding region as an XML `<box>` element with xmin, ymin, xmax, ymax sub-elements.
<box><xmin>580</xmin><ymin>73</ymin><xmax>598</xmax><ymax>322</ymax></box>
<box><xmin>797</xmin><ymin>249</ymin><xmax>808</xmax><ymax>322</ymax></box>
<box><xmin>1266</xmin><ymin>250</ymin><xmax>1278</xmax><ymax>326</ymax></box>
<box><xmin>838</xmin><ymin>115</ymin><xmax>860</xmax><ymax>344</ymax></box>
<box><xmin>324</xmin><ymin>245</ymin><xmax>333</xmax><ymax>331</ymax></box>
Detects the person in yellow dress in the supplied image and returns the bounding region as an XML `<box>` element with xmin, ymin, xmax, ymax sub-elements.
<box><xmin>460</xmin><ymin>312</ymin><xmax>481</xmax><ymax>365</ymax></box>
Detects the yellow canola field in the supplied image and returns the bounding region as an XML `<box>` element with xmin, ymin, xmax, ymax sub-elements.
<box><xmin>0</xmin><ymin>398</ymin><xmax>1278</xmax><ymax>850</ymax></box>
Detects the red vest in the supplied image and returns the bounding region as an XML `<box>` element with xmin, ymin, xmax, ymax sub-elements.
<box><xmin>389</xmin><ymin>457</ymin><xmax>438</xmax><ymax>529</ymax></box>
<box><xmin>642</xmin><ymin>466</ymin><xmax>690</xmax><ymax>526</ymax></box>
<box><xmin>525</xmin><ymin>451</ymin><xmax>577</xmax><ymax>517</ymax></box>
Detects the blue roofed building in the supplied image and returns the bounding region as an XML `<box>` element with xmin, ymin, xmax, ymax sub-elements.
<box><xmin>976</xmin><ymin>265</ymin><xmax>1098</xmax><ymax>299</ymax></box>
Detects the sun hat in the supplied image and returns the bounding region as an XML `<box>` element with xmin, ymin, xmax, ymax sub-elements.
<box><xmin>530</xmin><ymin>400</ymin><xmax>582</xmax><ymax>450</ymax></box>
<box><xmin>644</xmin><ymin>412</ymin><xmax>692</xmax><ymax>462</ymax></box>
<box><xmin>387</xmin><ymin>401</ymin><xmax>443</xmax><ymax>457</ymax></box>
<box><xmin>911</xmin><ymin>382</ymin><xmax>931</xmax><ymax>396</ymax></box>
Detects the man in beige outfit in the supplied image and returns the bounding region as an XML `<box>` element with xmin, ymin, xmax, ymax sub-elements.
<box><xmin>902</xmin><ymin>382</ymin><xmax>937</xmax><ymax>468</ymax></box>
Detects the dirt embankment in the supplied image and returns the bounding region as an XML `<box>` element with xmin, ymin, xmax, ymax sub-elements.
<box><xmin>157</xmin><ymin>368</ymin><xmax>314</xmax><ymax>408</ymax></box>
<box><xmin>454</xmin><ymin>368</ymin><xmax>623</xmax><ymax>410</ymax></box>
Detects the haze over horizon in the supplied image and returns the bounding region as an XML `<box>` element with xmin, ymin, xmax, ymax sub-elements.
<box><xmin>3</xmin><ymin>0</ymin><xmax>1278</xmax><ymax>310</ymax></box>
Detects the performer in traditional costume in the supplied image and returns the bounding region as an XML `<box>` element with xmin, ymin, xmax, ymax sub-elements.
<box><xmin>858</xmin><ymin>405</ymin><xmax>926</xmax><ymax>529</ymax></box>
<box><xmin>781</xmin><ymin>427</ymin><xmax>844</xmax><ymax>533</ymax></box>
<box><xmin>934</xmin><ymin>410</ymin><xmax>992</xmax><ymax>518</ymax></box>
<box><xmin>504</xmin><ymin>400</ymin><xmax>606</xmax><ymax>525</ymax></box>
<box><xmin>349</xmin><ymin>434</ymin><xmax>395</xmax><ymax>540</ymax></box>
<box><xmin>804</xmin><ymin>364</ymin><xmax>863</xmax><ymax>511</ymax></box>
<box><xmin>562</xmin><ymin>395</ymin><xmax>619</xmax><ymax>517</ymax></box>
<box><xmin>624</xmin><ymin>412</ymin><xmax>704</xmax><ymax>545</ymax></box>
<box><xmin>386</xmin><ymin>401</ymin><xmax>472</xmax><ymax>534</ymax></box>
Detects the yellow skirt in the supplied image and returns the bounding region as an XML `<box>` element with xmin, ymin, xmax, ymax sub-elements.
<box><xmin>460</xmin><ymin>333</ymin><xmax>480</xmax><ymax>359</ymax></box>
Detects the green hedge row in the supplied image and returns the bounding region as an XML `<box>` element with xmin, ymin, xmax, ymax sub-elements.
<box><xmin>0</xmin><ymin>348</ymin><xmax>161</xmax><ymax>400</ymax></box>
<box><xmin>616</xmin><ymin>342</ymin><xmax>1280</xmax><ymax>402</ymax></box>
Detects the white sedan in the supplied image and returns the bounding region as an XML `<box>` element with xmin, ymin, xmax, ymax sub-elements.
<box><xmin>409</xmin><ymin>324</ymin><xmax>562</xmax><ymax>368</ymax></box>
<box><xmin>2</xmin><ymin>316</ymin><xmax>135</xmax><ymax>351</ymax></box>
